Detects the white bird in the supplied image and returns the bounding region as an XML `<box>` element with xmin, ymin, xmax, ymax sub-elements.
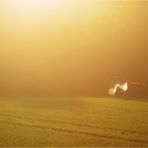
<box><xmin>108</xmin><ymin>82</ymin><xmax>128</xmax><ymax>95</ymax></box>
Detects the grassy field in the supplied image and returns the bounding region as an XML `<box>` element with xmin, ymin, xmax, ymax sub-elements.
<box><xmin>0</xmin><ymin>97</ymin><xmax>147</xmax><ymax>147</ymax></box>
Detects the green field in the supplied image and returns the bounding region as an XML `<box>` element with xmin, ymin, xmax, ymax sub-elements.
<box><xmin>0</xmin><ymin>97</ymin><xmax>147</xmax><ymax>147</ymax></box>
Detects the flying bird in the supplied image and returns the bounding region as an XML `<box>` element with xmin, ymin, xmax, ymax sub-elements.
<box><xmin>108</xmin><ymin>82</ymin><xmax>128</xmax><ymax>95</ymax></box>
<box><xmin>108</xmin><ymin>81</ymin><xmax>146</xmax><ymax>95</ymax></box>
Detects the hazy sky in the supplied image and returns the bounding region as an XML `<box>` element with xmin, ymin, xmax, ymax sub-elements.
<box><xmin>0</xmin><ymin>0</ymin><xmax>148</xmax><ymax>96</ymax></box>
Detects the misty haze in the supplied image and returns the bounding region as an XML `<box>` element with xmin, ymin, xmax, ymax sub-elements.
<box><xmin>0</xmin><ymin>0</ymin><xmax>148</xmax><ymax>147</ymax></box>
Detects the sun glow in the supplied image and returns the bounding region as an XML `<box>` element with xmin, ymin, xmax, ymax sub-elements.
<box><xmin>5</xmin><ymin>0</ymin><xmax>112</xmax><ymax>13</ymax></box>
<box><xmin>4</xmin><ymin>0</ymin><xmax>73</xmax><ymax>13</ymax></box>
<box><xmin>4</xmin><ymin>0</ymin><xmax>78</xmax><ymax>12</ymax></box>
<box><xmin>6</xmin><ymin>0</ymin><xmax>44</xmax><ymax>12</ymax></box>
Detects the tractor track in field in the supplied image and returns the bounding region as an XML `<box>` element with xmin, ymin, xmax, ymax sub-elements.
<box><xmin>0</xmin><ymin>113</ymin><xmax>148</xmax><ymax>136</ymax></box>
<box><xmin>0</xmin><ymin>114</ymin><xmax>148</xmax><ymax>144</ymax></box>
<box><xmin>0</xmin><ymin>120</ymin><xmax>148</xmax><ymax>145</ymax></box>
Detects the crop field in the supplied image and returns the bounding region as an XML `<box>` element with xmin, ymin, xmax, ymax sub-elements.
<box><xmin>0</xmin><ymin>97</ymin><xmax>147</xmax><ymax>147</ymax></box>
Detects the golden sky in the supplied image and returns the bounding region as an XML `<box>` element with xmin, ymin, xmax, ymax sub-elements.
<box><xmin>0</xmin><ymin>0</ymin><xmax>148</xmax><ymax>96</ymax></box>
